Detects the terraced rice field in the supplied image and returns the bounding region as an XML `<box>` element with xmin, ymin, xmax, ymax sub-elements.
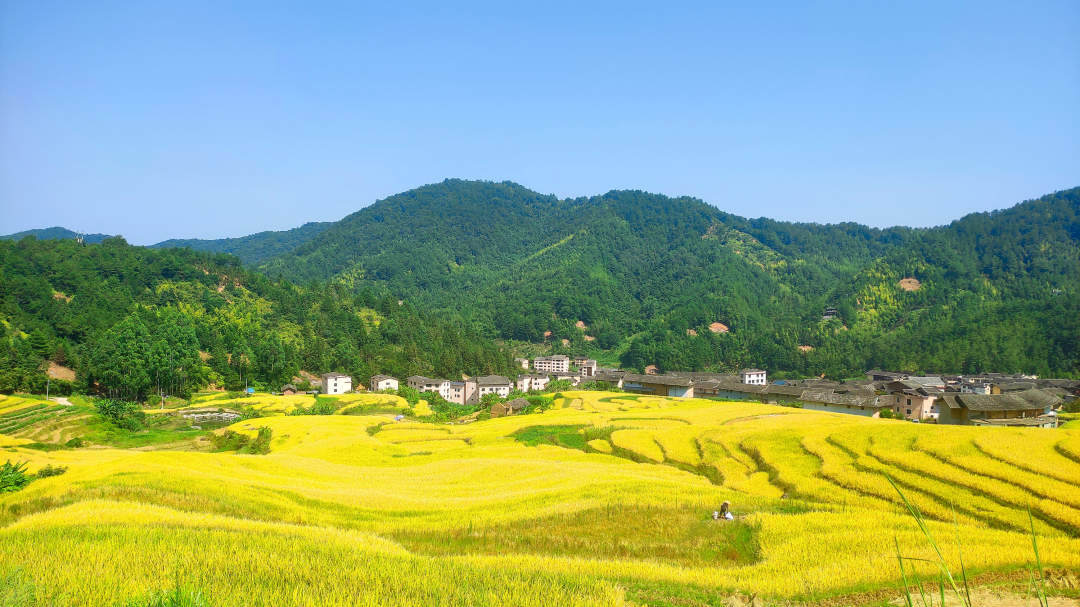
<box><xmin>1</xmin><ymin>390</ymin><xmax>1079</xmax><ymax>605</ymax></box>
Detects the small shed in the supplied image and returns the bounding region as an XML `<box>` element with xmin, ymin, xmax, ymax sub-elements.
<box><xmin>281</xmin><ymin>384</ymin><xmax>297</xmax><ymax>396</ymax></box>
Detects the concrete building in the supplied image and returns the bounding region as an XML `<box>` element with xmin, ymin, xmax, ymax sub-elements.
<box><xmin>578</xmin><ymin>359</ymin><xmax>598</xmax><ymax>378</ymax></box>
<box><xmin>407</xmin><ymin>376</ymin><xmax>451</xmax><ymax>401</ymax></box>
<box><xmin>321</xmin><ymin>373</ymin><xmax>352</xmax><ymax>395</ymax></box>
<box><xmin>516</xmin><ymin>374</ymin><xmax>550</xmax><ymax>393</ymax></box>
<box><xmin>447</xmin><ymin>381</ymin><xmax>469</xmax><ymax>405</ymax></box>
<box><xmin>470</xmin><ymin>375</ymin><xmax>512</xmax><ymax>403</ymax></box>
<box><xmin>740</xmin><ymin>368</ymin><xmax>767</xmax><ymax>386</ymax></box>
<box><xmin>534</xmin><ymin>355</ymin><xmax>570</xmax><ymax>374</ymax></box>
<box><xmin>370</xmin><ymin>374</ymin><xmax>399</xmax><ymax>392</ymax></box>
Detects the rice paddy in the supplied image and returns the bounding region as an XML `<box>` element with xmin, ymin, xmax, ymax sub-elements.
<box><xmin>1</xmin><ymin>390</ymin><xmax>1079</xmax><ymax>605</ymax></box>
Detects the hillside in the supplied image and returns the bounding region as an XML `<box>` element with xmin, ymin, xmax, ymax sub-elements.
<box><xmin>0</xmin><ymin>236</ymin><xmax>514</xmax><ymax>397</ymax></box>
<box><xmin>256</xmin><ymin>180</ymin><xmax>1080</xmax><ymax>377</ymax></box>
<box><xmin>149</xmin><ymin>221</ymin><xmax>333</xmax><ymax>265</ymax></box>
<box><xmin>0</xmin><ymin>226</ymin><xmax>111</xmax><ymax>244</ymax></box>
<box><xmin>3</xmin><ymin>391</ymin><xmax>1080</xmax><ymax>605</ymax></box>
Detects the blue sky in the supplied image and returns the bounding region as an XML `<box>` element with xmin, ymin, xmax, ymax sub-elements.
<box><xmin>2</xmin><ymin>1</ymin><xmax>1077</xmax><ymax>244</ymax></box>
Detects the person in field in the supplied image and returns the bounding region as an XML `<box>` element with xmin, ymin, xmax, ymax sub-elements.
<box><xmin>719</xmin><ymin>501</ymin><xmax>733</xmax><ymax>520</ymax></box>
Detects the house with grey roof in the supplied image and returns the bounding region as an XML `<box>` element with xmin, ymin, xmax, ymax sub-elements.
<box><xmin>370</xmin><ymin>374</ymin><xmax>399</xmax><ymax>392</ymax></box>
<box><xmin>321</xmin><ymin>372</ymin><xmax>352</xmax><ymax>395</ymax></box>
<box><xmin>937</xmin><ymin>389</ymin><xmax>1061</xmax><ymax>427</ymax></box>
<box><xmin>622</xmin><ymin>373</ymin><xmax>694</xmax><ymax>398</ymax></box>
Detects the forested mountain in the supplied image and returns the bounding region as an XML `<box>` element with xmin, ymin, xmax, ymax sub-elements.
<box><xmin>149</xmin><ymin>221</ymin><xmax>333</xmax><ymax>265</ymax></box>
<box><xmin>0</xmin><ymin>226</ymin><xmax>111</xmax><ymax>244</ymax></box>
<box><xmin>8</xmin><ymin>180</ymin><xmax>1078</xmax><ymax>384</ymax></box>
<box><xmin>0</xmin><ymin>236</ymin><xmax>514</xmax><ymax>398</ymax></box>
<box><xmin>255</xmin><ymin>180</ymin><xmax>1079</xmax><ymax>377</ymax></box>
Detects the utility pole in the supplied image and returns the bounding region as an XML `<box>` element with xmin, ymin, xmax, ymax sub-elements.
<box><xmin>46</xmin><ymin>376</ymin><xmax>51</xmax><ymax>401</ymax></box>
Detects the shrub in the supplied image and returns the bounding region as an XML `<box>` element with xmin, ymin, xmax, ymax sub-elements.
<box><xmin>94</xmin><ymin>398</ymin><xmax>145</xmax><ymax>430</ymax></box>
<box><xmin>246</xmin><ymin>427</ymin><xmax>273</xmax><ymax>454</ymax></box>
<box><xmin>65</xmin><ymin>437</ymin><xmax>86</xmax><ymax>448</ymax></box>
<box><xmin>35</xmin><ymin>464</ymin><xmax>67</xmax><ymax>478</ymax></box>
<box><xmin>0</xmin><ymin>460</ymin><xmax>31</xmax><ymax>493</ymax></box>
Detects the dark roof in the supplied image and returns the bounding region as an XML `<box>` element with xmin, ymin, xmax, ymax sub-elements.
<box><xmin>474</xmin><ymin>375</ymin><xmax>512</xmax><ymax>386</ymax></box>
<box><xmin>763</xmin><ymin>384</ymin><xmax>805</xmax><ymax>397</ymax></box>
<box><xmin>370</xmin><ymin>374</ymin><xmax>395</xmax><ymax>383</ymax></box>
<box><xmin>740</xmin><ymin>368</ymin><xmax>766</xmax><ymax>374</ymax></box>
<box><xmin>322</xmin><ymin>372</ymin><xmax>350</xmax><ymax>379</ymax></box>
<box><xmin>938</xmin><ymin>389</ymin><xmax>1061</xmax><ymax>412</ymax></box>
<box><xmin>506</xmin><ymin>397</ymin><xmax>530</xmax><ymax>411</ymax></box>
<box><xmin>801</xmin><ymin>389</ymin><xmax>884</xmax><ymax>408</ymax></box>
<box><xmin>622</xmin><ymin>373</ymin><xmax>693</xmax><ymax>387</ymax></box>
<box><xmin>666</xmin><ymin>371</ymin><xmax>738</xmax><ymax>382</ymax></box>
<box><xmin>407</xmin><ymin>375</ymin><xmax>446</xmax><ymax>384</ymax></box>
<box><xmin>281</xmin><ymin>384</ymin><xmax>296</xmax><ymax>391</ymax></box>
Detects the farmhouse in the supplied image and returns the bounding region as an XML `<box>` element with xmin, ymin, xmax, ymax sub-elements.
<box><xmin>800</xmin><ymin>389</ymin><xmax>889</xmax><ymax>417</ymax></box>
<box><xmin>739</xmin><ymin>368</ymin><xmax>767</xmax><ymax>385</ymax></box>
<box><xmin>516</xmin><ymin>374</ymin><xmax>550</xmax><ymax>393</ymax></box>
<box><xmin>470</xmin><ymin>375</ymin><xmax>512</xmax><ymax>403</ymax></box>
<box><xmin>578</xmin><ymin>359</ymin><xmax>598</xmax><ymax>377</ymax></box>
<box><xmin>622</xmin><ymin>373</ymin><xmax>694</xmax><ymax>398</ymax></box>
<box><xmin>370</xmin><ymin>374</ymin><xmax>399</xmax><ymax>392</ymax></box>
<box><xmin>281</xmin><ymin>384</ymin><xmax>297</xmax><ymax>396</ymax></box>
<box><xmin>534</xmin><ymin>355</ymin><xmax>570</xmax><ymax>373</ymax></box>
<box><xmin>884</xmin><ymin>380</ymin><xmax>942</xmax><ymax>421</ymax></box>
<box><xmin>321</xmin><ymin>373</ymin><xmax>352</xmax><ymax>395</ymax></box>
<box><xmin>937</xmin><ymin>389</ymin><xmax>1061</xmax><ymax>427</ymax></box>
<box><xmin>407</xmin><ymin>376</ymin><xmax>452</xmax><ymax>401</ymax></box>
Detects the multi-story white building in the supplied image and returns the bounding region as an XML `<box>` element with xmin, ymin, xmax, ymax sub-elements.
<box><xmin>578</xmin><ymin>359</ymin><xmax>598</xmax><ymax>378</ymax></box>
<box><xmin>470</xmin><ymin>375</ymin><xmax>512</xmax><ymax>403</ymax></box>
<box><xmin>516</xmin><ymin>374</ymin><xmax>550</xmax><ymax>393</ymax></box>
<box><xmin>321</xmin><ymin>373</ymin><xmax>353</xmax><ymax>395</ymax></box>
<box><xmin>407</xmin><ymin>375</ymin><xmax>451</xmax><ymax>401</ymax></box>
<box><xmin>739</xmin><ymin>368</ymin><xmax>767</xmax><ymax>386</ymax></box>
<box><xmin>370</xmin><ymin>374</ymin><xmax>399</xmax><ymax>392</ymax></box>
<box><xmin>534</xmin><ymin>355</ymin><xmax>570</xmax><ymax>374</ymax></box>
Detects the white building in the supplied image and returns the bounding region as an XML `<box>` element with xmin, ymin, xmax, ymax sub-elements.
<box><xmin>514</xmin><ymin>358</ymin><xmax>530</xmax><ymax>370</ymax></box>
<box><xmin>739</xmin><ymin>368</ymin><xmax>767</xmax><ymax>386</ymax></box>
<box><xmin>534</xmin><ymin>355</ymin><xmax>570</xmax><ymax>374</ymax></box>
<box><xmin>578</xmin><ymin>359</ymin><xmax>598</xmax><ymax>378</ymax></box>
<box><xmin>516</xmin><ymin>374</ymin><xmax>550</xmax><ymax>393</ymax></box>
<box><xmin>407</xmin><ymin>376</ymin><xmax>452</xmax><ymax>401</ymax></box>
<box><xmin>470</xmin><ymin>375</ymin><xmax>512</xmax><ymax>403</ymax></box>
<box><xmin>370</xmin><ymin>374</ymin><xmax>399</xmax><ymax>392</ymax></box>
<box><xmin>321</xmin><ymin>373</ymin><xmax>353</xmax><ymax>395</ymax></box>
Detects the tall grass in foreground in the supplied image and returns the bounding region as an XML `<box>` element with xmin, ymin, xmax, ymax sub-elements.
<box><xmin>888</xmin><ymin>474</ymin><xmax>1052</xmax><ymax>607</ymax></box>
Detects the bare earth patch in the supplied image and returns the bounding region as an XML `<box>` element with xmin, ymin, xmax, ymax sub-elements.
<box><xmin>574</xmin><ymin>320</ymin><xmax>587</xmax><ymax>330</ymax></box>
<box><xmin>709</xmin><ymin>322</ymin><xmax>729</xmax><ymax>333</ymax></box>
<box><xmin>644</xmin><ymin>365</ymin><xmax>659</xmax><ymax>375</ymax></box>
<box><xmin>47</xmin><ymin>362</ymin><xmax>76</xmax><ymax>381</ymax></box>
<box><xmin>51</xmin><ymin>291</ymin><xmax>72</xmax><ymax>302</ymax></box>
<box><xmin>583</xmin><ymin>335</ymin><xmax>596</xmax><ymax>342</ymax></box>
<box><xmin>898</xmin><ymin>277</ymin><xmax>921</xmax><ymax>291</ymax></box>
<box><xmin>797</xmin><ymin>345</ymin><xmax>813</xmax><ymax>352</ymax></box>
<box><xmin>686</xmin><ymin>329</ymin><xmax>698</xmax><ymax>336</ymax></box>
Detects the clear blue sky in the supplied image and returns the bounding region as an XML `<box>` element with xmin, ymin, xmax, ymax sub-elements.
<box><xmin>2</xmin><ymin>1</ymin><xmax>1077</xmax><ymax>244</ymax></box>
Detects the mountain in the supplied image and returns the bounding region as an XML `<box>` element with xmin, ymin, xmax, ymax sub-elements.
<box><xmin>0</xmin><ymin>226</ymin><xmax>111</xmax><ymax>244</ymax></box>
<box><xmin>0</xmin><ymin>236</ymin><xmax>514</xmax><ymax>398</ymax></box>
<box><xmin>150</xmin><ymin>221</ymin><xmax>333</xmax><ymax>265</ymax></box>
<box><xmin>257</xmin><ymin>180</ymin><xmax>1079</xmax><ymax>377</ymax></box>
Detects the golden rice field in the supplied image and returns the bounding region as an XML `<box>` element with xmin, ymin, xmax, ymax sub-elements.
<box><xmin>2</xmin><ymin>391</ymin><xmax>1079</xmax><ymax>606</ymax></box>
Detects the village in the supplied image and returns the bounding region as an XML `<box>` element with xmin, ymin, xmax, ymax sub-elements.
<box><xmin>292</xmin><ymin>355</ymin><xmax>1080</xmax><ymax>428</ymax></box>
